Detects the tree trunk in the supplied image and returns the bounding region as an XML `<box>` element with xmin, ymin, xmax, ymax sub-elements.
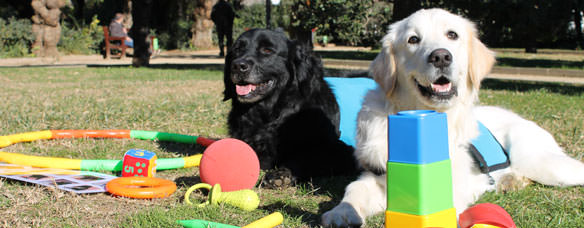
<box><xmin>574</xmin><ymin>9</ymin><xmax>584</xmax><ymax>49</ymax></box>
<box><xmin>524</xmin><ymin>3</ymin><xmax>538</xmax><ymax>53</ymax></box>
<box><xmin>73</xmin><ymin>0</ymin><xmax>84</xmax><ymax>22</ymax></box>
<box><xmin>191</xmin><ymin>0</ymin><xmax>217</xmax><ymax>49</ymax></box>
<box><xmin>266</xmin><ymin>0</ymin><xmax>271</xmax><ymax>29</ymax></box>
<box><xmin>392</xmin><ymin>0</ymin><xmax>421</xmax><ymax>22</ymax></box>
<box><xmin>130</xmin><ymin>0</ymin><xmax>153</xmax><ymax>67</ymax></box>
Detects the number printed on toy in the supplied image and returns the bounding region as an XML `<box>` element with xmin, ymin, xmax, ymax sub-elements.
<box><xmin>124</xmin><ymin>165</ymin><xmax>134</xmax><ymax>174</ymax></box>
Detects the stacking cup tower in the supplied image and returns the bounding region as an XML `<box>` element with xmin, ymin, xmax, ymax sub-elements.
<box><xmin>385</xmin><ymin>110</ymin><xmax>457</xmax><ymax>228</ymax></box>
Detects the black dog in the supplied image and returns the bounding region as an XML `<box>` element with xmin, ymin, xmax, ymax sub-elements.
<box><xmin>223</xmin><ymin>29</ymin><xmax>358</xmax><ymax>187</ymax></box>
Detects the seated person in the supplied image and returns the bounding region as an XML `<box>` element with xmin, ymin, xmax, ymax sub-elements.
<box><xmin>109</xmin><ymin>13</ymin><xmax>133</xmax><ymax>48</ymax></box>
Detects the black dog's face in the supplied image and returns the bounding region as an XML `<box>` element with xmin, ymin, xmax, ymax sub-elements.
<box><xmin>224</xmin><ymin>29</ymin><xmax>292</xmax><ymax>103</ymax></box>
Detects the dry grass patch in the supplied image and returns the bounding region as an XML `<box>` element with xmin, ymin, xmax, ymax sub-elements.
<box><xmin>0</xmin><ymin>67</ymin><xmax>583</xmax><ymax>227</ymax></box>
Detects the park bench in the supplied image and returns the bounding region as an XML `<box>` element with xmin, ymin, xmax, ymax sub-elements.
<box><xmin>102</xmin><ymin>26</ymin><xmax>159</xmax><ymax>59</ymax></box>
<box><xmin>102</xmin><ymin>25</ymin><xmax>128</xmax><ymax>59</ymax></box>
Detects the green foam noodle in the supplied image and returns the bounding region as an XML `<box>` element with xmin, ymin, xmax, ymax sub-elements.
<box><xmin>80</xmin><ymin>157</ymin><xmax>186</xmax><ymax>171</ymax></box>
<box><xmin>130</xmin><ymin>130</ymin><xmax>199</xmax><ymax>144</ymax></box>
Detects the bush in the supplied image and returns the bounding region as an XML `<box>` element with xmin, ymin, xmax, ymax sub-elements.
<box><xmin>156</xmin><ymin>18</ymin><xmax>193</xmax><ymax>51</ymax></box>
<box><xmin>0</xmin><ymin>15</ymin><xmax>103</xmax><ymax>57</ymax></box>
<box><xmin>59</xmin><ymin>15</ymin><xmax>103</xmax><ymax>55</ymax></box>
<box><xmin>0</xmin><ymin>17</ymin><xmax>34</xmax><ymax>58</ymax></box>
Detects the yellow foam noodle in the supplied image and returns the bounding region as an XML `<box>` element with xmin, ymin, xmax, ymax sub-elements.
<box><xmin>385</xmin><ymin>208</ymin><xmax>457</xmax><ymax>228</ymax></box>
<box><xmin>0</xmin><ymin>151</ymin><xmax>82</xmax><ymax>170</ymax></box>
<box><xmin>242</xmin><ymin>212</ymin><xmax>284</xmax><ymax>228</ymax></box>
<box><xmin>0</xmin><ymin>169</ymin><xmax>80</xmax><ymax>175</ymax></box>
<box><xmin>0</xmin><ymin>130</ymin><xmax>53</xmax><ymax>148</ymax></box>
<box><xmin>183</xmin><ymin>154</ymin><xmax>203</xmax><ymax>168</ymax></box>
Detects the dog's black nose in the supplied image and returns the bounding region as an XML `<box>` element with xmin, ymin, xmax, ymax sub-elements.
<box><xmin>232</xmin><ymin>59</ymin><xmax>252</xmax><ymax>73</ymax></box>
<box><xmin>428</xmin><ymin>48</ymin><xmax>452</xmax><ymax>69</ymax></box>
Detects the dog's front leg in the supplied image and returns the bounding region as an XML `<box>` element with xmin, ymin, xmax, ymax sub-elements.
<box><xmin>321</xmin><ymin>172</ymin><xmax>386</xmax><ymax>227</ymax></box>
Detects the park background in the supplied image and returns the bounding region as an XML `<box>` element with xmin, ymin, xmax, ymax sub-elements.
<box><xmin>0</xmin><ymin>0</ymin><xmax>583</xmax><ymax>227</ymax></box>
<box><xmin>1</xmin><ymin>0</ymin><xmax>584</xmax><ymax>58</ymax></box>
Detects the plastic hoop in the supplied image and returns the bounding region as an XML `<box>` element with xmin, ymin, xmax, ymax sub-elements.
<box><xmin>106</xmin><ymin>176</ymin><xmax>177</xmax><ymax>199</ymax></box>
<box><xmin>0</xmin><ymin>130</ymin><xmax>214</xmax><ymax>171</ymax></box>
<box><xmin>0</xmin><ymin>130</ymin><xmax>215</xmax><ymax>148</ymax></box>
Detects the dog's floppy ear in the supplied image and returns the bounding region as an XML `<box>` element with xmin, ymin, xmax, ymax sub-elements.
<box><xmin>467</xmin><ymin>26</ymin><xmax>495</xmax><ymax>92</ymax></box>
<box><xmin>370</xmin><ymin>33</ymin><xmax>397</xmax><ymax>97</ymax></box>
<box><xmin>223</xmin><ymin>51</ymin><xmax>236</xmax><ymax>101</ymax></box>
<box><xmin>290</xmin><ymin>40</ymin><xmax>322</xmax><ymax>89</ymax></box>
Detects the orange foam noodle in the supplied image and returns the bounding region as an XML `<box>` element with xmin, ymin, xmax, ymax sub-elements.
<box><xmin>51</xmin><ymin>130</ymin><xmax>131</xmax><ymax>139</ymax></box>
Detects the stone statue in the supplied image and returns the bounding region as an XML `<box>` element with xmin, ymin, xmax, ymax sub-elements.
<box><xmin>191</xmin><ymin>0</ymin><xmax>217</xmax><ymax>49</ymax></box>
<box><xmin>31</xmin><ymin>0</ymin><xmax>66</xmax><ymax>61</ymax></box>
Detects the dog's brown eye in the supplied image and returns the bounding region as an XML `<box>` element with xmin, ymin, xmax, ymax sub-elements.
<box><xmin>260</xmin><ymin>47</ymin><xmax>273</xmax><ymax>55</ymax></box>
<box><xmin>408</xmin><ymin>36</ymin><xmax>420</xmax><ymax>44</ymax></box>
<box><xmin>447</xmin><ymin>31</ymin><xmax>458</xmax><ymax>40</ymax></box>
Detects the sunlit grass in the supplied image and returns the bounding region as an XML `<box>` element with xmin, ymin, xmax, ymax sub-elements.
<box><xmin>0</xmin><ymin>67</ymin><xmax>582</xmax><ymax>227</ymax></box>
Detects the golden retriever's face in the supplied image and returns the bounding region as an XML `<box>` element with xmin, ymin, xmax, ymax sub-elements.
<box><xmin>371</xmin><ymin>8</ymin><xmax>495</xmax><ymax>110</ymax></box>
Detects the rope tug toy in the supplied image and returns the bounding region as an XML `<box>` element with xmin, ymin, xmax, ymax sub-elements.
<box><xmin>0</xmin><ymin>130</ymin><xmax>215</xmax><ymax>171</ymax></box>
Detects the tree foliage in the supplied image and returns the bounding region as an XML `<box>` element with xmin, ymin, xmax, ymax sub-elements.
<box><xmin>282</xmin><ymin>0</ymin><xmax>391</xmax><ymax>47</ymax></box>
<box><xmin>431</xmin><ymin>0</ymin><xmax>577</xmax><ymax>51</ymax></box>
<box><xmin>1</xmin><ymin>0</ymin><xmax>583</xmax><ymax>56</ymax></box>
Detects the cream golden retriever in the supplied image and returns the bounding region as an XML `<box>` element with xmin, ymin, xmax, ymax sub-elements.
<box><xmin>322</xmin><ymin>8</ymin><xmax>584</xmax><ymax>227</ymax></box>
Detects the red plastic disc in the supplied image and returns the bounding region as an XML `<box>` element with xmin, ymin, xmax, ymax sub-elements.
<box><xmin>199</xmin><ymin>138</ymin><xmax>260</xmax><ymax>192</ymax></box>
<box><xmin>458</xmin><ymin>203</ymin><xmax>516</xmax><ymax>228</ymax></box>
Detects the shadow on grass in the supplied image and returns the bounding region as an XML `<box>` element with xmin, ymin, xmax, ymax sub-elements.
<box><xmin>497</xmin><ymin>57</ymin><xmax>584</xmax><ymax>69</ymax></box>
<box><xmin>149</xmin><ymin>63</ymin><xmax>224</xmax><ymax>71</ymax></box>
<box><xmin>324</xmin><ymin>68</ymin><xmax>370</xmax><ymax>78</ymax></box>
<box><xmin>87</xmin><ymin>63</ymin><xmax>225</xmax><ymax>71</ymax></box>
<box><xmin>157</xmin><ymin>141</ymin><xmax>207</xmax><ymax>157</ymax></box>
<box><xmin>315</xmin><ymin>50</ymin><xmax>378</xmax><ymax>61</ymax></box>
<box><xmin>262</xmin><ymin>196</ymin><xmax>349</xmax><ymax>226</ymax></box>
<box><xmin>314</xmin><ymin>50</ymin><xmax>584</xmax><ymax>70</ymax></box>
<box><xmin>174</xmin><ymin>176</ymin><xmax>203</xmax><ymax>190</ymax></box>
<box><xmin>262</xmin><ymin>201</ymin><xmax>321</xmax><ymax>226</ymax></box>
<box><xmin>260</xmin><ymin>174</ymin><xmax>357</xmax><ymax>227</ymax></box>
<box><xmin>482</xmin><ymin>79</ymin><xmax>584</xmax><ymax>96</ymax></box>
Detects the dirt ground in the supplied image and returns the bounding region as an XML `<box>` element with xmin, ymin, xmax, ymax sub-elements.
<box><xmin>1</xmin><ymin>47</ymin><xmax>583</xmax><ymax>85</ymax></box>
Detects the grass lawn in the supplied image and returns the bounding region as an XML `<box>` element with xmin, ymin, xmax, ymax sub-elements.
<box><xmin>1</xmin><ymin>67</ymin><xmax>583</xmax><ymax>227</ymax></box>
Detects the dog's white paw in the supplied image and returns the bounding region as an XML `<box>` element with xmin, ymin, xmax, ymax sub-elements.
<box><xmin>321</xmin><ymin>202</ymin><xmax>364</xmax><ymax>227</ymax></box>
<box><xmin>496</xmin><ymin>173</ymin><xmax>531</xmax><ymax>192</ymax></box>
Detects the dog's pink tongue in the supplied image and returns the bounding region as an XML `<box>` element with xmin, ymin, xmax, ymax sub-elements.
<box><xmin>432</xmin><ymin>83</ymin><xmax>451</xmax><ymax>93</ymax></box>
<box><xmin>236</xmin><ymin>84</ymin><xmax>256</xmax><ymax>96</ymax></box>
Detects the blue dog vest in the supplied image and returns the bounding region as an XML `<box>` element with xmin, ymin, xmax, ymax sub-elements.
<box><xmin>469</xmin><ymin>121</ymin><xmax>510</xmax><ymax>174</ymax></box>
<box><xmin>324</xmin><ymin>77</ymin><xmax>378</xmax><ymax>147</ymax></box>
<box><xmin>324</xmin><ymin>77</ymin><xmax>509</xmax><ymax>175</ymax></box>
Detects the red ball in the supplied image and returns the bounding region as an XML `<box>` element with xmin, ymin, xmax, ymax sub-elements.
<box><xmin>199</xmin><ymin>138</ymin><xmax>260</xmax><ymax>192</ymax></box>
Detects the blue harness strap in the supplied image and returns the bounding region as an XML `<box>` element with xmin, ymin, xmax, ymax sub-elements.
<box><xmin>469</xmin><ymin>121</ymin><xmax>510</xmax><ymax>174</ymax></box>
<box><xmin>324</xmin><ymin>77</ymin><xmax>509</xmax><ymax>175</ymax></box>
<box><xmin>324</xmin><ymin>77</ymin><xmax>378</xmax><ymax>147</ymax></box>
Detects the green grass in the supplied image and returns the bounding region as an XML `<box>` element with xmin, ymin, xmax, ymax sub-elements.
<box><xmin>0</xmin><ymin>67</ymin><xmax>583</xmax><ymax>227</ymax></box>
<box><xmin>479</xmin><ymin>80</ymin><xmax>584</xmax><ymax>227</ymax></box>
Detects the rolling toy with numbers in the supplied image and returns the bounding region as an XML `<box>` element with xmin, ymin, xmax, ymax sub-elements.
<box><xmin>122</xmin><ymin>149</ymin><xmax>157</xmax><ymax>177</ymax></box>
